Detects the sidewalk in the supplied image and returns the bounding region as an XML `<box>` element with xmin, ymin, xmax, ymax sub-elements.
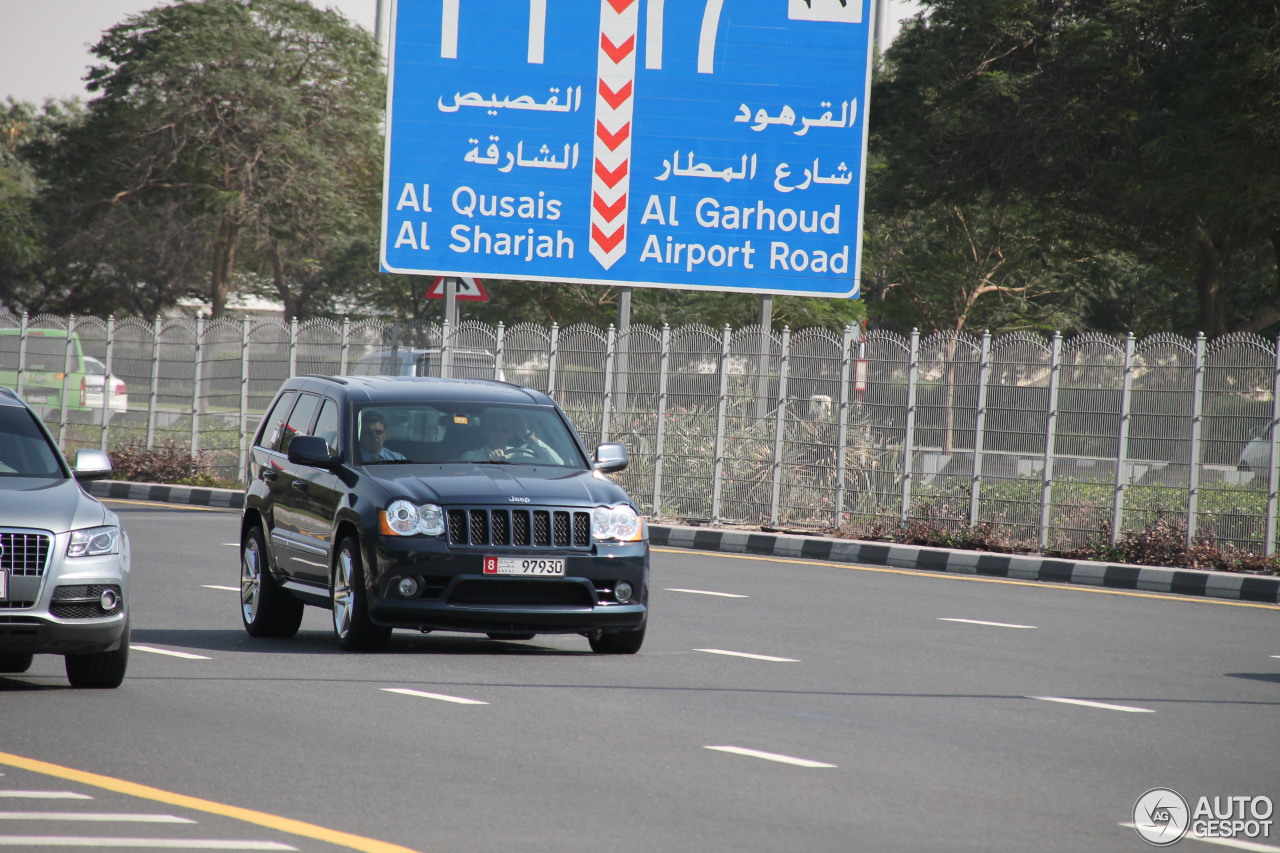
<box><xmin>91</xmin><ymin>480</ymin><xmax>1280</xmax><ymax>606</ymax></box>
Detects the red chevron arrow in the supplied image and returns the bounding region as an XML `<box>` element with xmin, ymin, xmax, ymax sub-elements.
<box><xmin>606</xmin><ymin>0</ymin><xmax>636</xmax><ymax>13</ymax></box>
<box><xmin>592</xmin><ymin>223</ymin><xmax>626</xmax><ymax>253</ymax></box>
<box><xmin>592</xmin><ymin>193</ymin><xmax>627</xmax><ymax>222</ymax></box>
<box><xmin>594</xmin><ymin>159</ymin><xmax>629</xmax><ymax>188</ymax></box>
<box><xmin>600</xmin><ymin>34</ymin><xmax>636</xmax><ymax>65</ymax></box>
<box><xmin>597</xmin><ymin>79</ymin><xmax>633</xmax><ymax>110</ymax></box>
<box><xmin>595</xmin><ymin>120</ymin><xmax>631</xmax><ymax>152</ymax></box>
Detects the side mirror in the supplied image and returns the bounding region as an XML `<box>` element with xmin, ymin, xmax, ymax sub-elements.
<box><xmin>593</xmin><ymin>442</ymin><xmax>628</xmax><ymax>473</ymax></box>
<box><xmin>73</xmin><ymin>448</ymin><xmax>114</xmax><ymax>481</ymax></box>
<box><xmin>288</xmin><ymin>435</ymin><xmax>340</xmax><ymax>469</ymax></box>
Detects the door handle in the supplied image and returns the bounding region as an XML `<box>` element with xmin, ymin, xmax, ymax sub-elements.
<box><xmin>262</xmin><ymin>469</ymin><xmax>278</xmax><ymax>482</ymax></box>
<box><xmin>291</xmin><ymin>480</ymin><xmax>309</xmax><ymax>492</ymax></box>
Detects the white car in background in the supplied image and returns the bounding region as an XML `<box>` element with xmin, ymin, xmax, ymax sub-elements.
<box><xmin>80</xmin><ymin>356</ymin><xmax>128</xmax><ymax>416</ymax></box>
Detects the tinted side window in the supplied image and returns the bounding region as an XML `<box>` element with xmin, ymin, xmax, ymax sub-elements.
<box><xmin>279</xmin><ymin>394</ymin><xmax>320</xmax><ymax>455</ymax></box>
<box><xmin>0</xmin><ymin>406</ymin><xmax>65</xmax><ymax>478</ymax></box>
<box><xmin>257</xmin><ymin>391</ymin><xmax>298</xmax><ymax>450</ymax></box>
<box><xmin>313</xmin><ymin>398</ymin><xmax>341</xmax><ymax>456</ymax></box>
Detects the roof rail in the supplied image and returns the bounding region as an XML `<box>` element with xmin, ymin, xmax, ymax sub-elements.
<box><xmin>298</xmin><ymin>374</ymin><xmax>348</xmax><ymax>385</ymax></box>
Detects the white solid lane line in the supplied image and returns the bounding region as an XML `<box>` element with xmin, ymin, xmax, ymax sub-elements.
<box><xmin>1119</xmin><ymin>824</ymin><xmax>1280</xmax><ymax>852</ymax></box>
<box><xmin>0</xmin><ymin>793</ymin><xmax>91</xmax><ymax>799</ymax></box>
<box><xmin>202</xmin><ymin>585</ymin><xmax>239</xmax><ymax>592</ymax></box>
<box><xmin>381</xmin><ymin>688</ymin><xmax>488</xmax><ymax>705</ymax></box>
<box><xmin>704</xmin><ymin>746</ymin><xmax>836</xmax><ymax>768</ymax></box>
<box><xmin>129</xmin><ymin>646</ymin><xmax>212</xmax><ymax>661</ymax></box>
<box><xmin>694</xmin><ymin>649</ymin><xmax>799</xmax><ymax>663</ymax></box>
<box><xmin>666</xmin><ymin>588</ymin><xmax>748</xmax><ymax>598</ymax></box>
<box><xmin>1028</xmin><ymin>696</ymin><xmax>1155</xmax><ymax>713</ymax></box>
<box><xmin>0</xmin><ymin>840</ymin><xmax>295</xmax><ymax>850</ymax></box>
<box><xmin>0</xmin><ymin>813</ymin><xmax>193</xmax><ymax>823</ymax></box>
<box><xmin>939</xmin><ymin>618</ymin><xmax>1037</xmax><ymax>629</ymax></box>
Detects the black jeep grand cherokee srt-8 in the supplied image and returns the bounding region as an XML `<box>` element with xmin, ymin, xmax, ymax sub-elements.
<box><xmin>240</xmin><ymin>375</ymin><xmax>649</xmax><ymax>653</ymax></box>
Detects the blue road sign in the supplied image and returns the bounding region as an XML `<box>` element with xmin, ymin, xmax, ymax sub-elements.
<box><xmin>381</xmin><ymin>0</ymin><xmax>873</xmax><ymax>298</ymax></box>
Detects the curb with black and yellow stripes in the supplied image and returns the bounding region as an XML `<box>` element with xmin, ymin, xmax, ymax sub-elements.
<box><xmin>91</xmin><ymin>480</ymin><xmax>1280</xmax><ymax>606</ymax></box>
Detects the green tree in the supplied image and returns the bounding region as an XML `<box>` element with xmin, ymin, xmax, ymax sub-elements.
<box><xmin>871</xmin><ymin>0</ymin><xmax>1280</xmax><ymax>335</ymax></box>
<box><xmin>41</xmin><ymin>0</ymin><xmax>383</xmax><ymax>318</ymax></box>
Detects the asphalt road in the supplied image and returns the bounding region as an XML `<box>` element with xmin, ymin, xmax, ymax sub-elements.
<box><xmin>1</xmin><ymin>501</ymin><xmax>1277</xmax><ymax>853</ymax></box>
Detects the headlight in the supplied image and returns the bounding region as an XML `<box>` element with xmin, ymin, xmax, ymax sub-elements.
<box><xmin>380</xmin><ymin>501</ymin><xmax>445</xmax><ymax>537</ymax></box>
<box><xmin>67</xmin><ymin>526</ymin><xmax>119</xmax><ymax>557</ymax></box>
<box><xmin>592</xmin><ymin>505</ymin><xmax>644</xmax><ymax>542</ymax></box>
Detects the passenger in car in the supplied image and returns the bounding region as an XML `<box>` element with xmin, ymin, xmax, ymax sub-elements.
<box><xmin>358</xmin><ymin>410</ymin><xmax>406</xmax><ymax>463</ymax></box>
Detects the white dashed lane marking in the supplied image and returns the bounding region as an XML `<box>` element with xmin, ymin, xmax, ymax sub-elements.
<box><xmin>201</xmin><ymin>586</ymin><xmax>239</xmax><ymax>592</ymax></box>
<box><xmin>382</xmin><ymin>688</ymin><xmax>488</xmax><ymax>705</ymax></box>
<box><xmin>665</xmin><ymin>588</ymin><xmax>748</xmax><ymax>598</ymax></box>
<box><xmin>0</xmin><ymin>813</ymin><xmax>193</xmax><ymax>823</ymax></box>
<box><xmin>130</xmin><ymin>646</ymin><xmax>212</xmax><ymax>661</ymax></box>
<box><xmin>0</xmin><ymin>839</ymin><xmax>296</xmax><ymax>849</ymax></box>
<box><xmin>694</xmin><ymin>649</ymin><xmax>799</xmax><ymax>663</ymax></box>
<box><xmin>939</xmin><ymin>618</ymin><xmax>1037</xmax><ymax>629</ymax></box>
<box><xmin>0</xmin><ymin>793</ymin><xmax>91</xmax><ymax>800</ymax></box>
<box><xmin>704</xmin><ymin>746</ymin><xmax>836</xmax><ymax>768</ymax></box>
<box><xmin>1028</xmin><ymin>696</ymin><xmax>1155</xmax><ymax>713</ymax></box>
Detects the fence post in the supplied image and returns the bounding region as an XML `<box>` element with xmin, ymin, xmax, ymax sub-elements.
<box><xmin>834</xmin><ymin>324</ymin><xmax>854</xmax><ymax>526</ymax></box>
<box><xmin>769</xmin><ymin>327</ymin><xmax>791</xmax><ymax>526</ymax></box>
<box><xmin>340</xmin><ymin>317</ymin><xmax>351</xmax><ymax>374</ymax></box>
<box><xmin>16</xmin><ymin>312</ymin><xmax>28</xmax><ymax>398</ymax></box>
<box><xmin>494</xmin><ymin>322</ymin><xmax>506</xmax><ymax>380</ymax></box>
<box><xmin>710</xmin><ymin>325</ymin><xmax>732</xmax><ymax>523</ymax></box>
<box><xmin>190</xmin><ymin>317</ymin><xmax>204</xmax><ymax>456</ymax></box>
<box><xmin>1038</xmin><ymin>332</ymin><xmax>1063</xmax><ymax>551</ymax></box>
<box><xmin>652</xmin><ymin>324</ymin><xmax>670</xmax><ymax>516</ymax></box>
<box><xmin>1111</xmin><ymin>333</ymin><xmax>1136</xmax><ymax>546</ymax></box>
<box><xmin>288</xmin><ymin>316</ymin><xmax>299</xmax><ymax>378</ymax></box>
<box><xmin>57</xmin><ymin>315</ymin><xmax>76</xmax><ymax>446</ymax></box>
<box><xmin>968</xmin><ymin>330</ymin><xmax>992</xmax><ymax>527</ymax></box>
<box><xmin>1266</xmin><ymin>335</ymin><xmax>1280</xmax><ymax>557</ymax></box>
<box><xmin>238</xmin><ymin>318</ymin><xmax>251</xmax><ymax>480</ymax></box>
<box><xmin>601</xmin><ymin>325</ymin><xmax>616</xmax><ymax>444</ymax></box>
<box><xmin>146</xmin><ymin>316</ymin><xmax>162</xmax><ymax>449</ymax></box>
<box><xmin>101</xmin><ymin>316</ymin><xmax>116</xmax><ymax>452</ymax></box>
<box><xmin>547</xmin><ymin>323</ymin><xmax>559</xmax><ymax>398</ymax></box>
<box><xmin>900</xmin><ymin>329</ymin><xmax>920</xmax><ymax>523</ymax></box>
<box><xmin>1187</xmin><ymin>332</ymin><xmax>1206</xmax><ymax>547</ymax></box>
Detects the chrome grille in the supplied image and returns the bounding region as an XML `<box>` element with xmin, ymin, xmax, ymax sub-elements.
<box><xmin>445</xmin><ymin>508</ymin><xmax>592</xmax><ymax>550</ymax></box>
<box><xmin>0</xmin><ymin>532</ymin><xmax>51</xmax><ymax>577</ymax></box>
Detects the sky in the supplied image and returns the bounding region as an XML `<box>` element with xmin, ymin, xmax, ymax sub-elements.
<box><xmin>2</xmin><ymin>0</ymin><xmax>925</xmax><ymax>106</ymax></box>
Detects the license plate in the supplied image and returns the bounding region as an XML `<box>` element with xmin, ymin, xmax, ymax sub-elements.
<box><xmin>483</xmin><ymin>556</ymin><xmax>565</xmax><ymax>576</ymax></box>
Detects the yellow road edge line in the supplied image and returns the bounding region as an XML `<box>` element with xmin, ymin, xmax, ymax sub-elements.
<box><xmin>101</xmin><ymin>498</ymin><xmax>235</xmax><ymax>512</ymax></box>
<box><xmin>0</xmin><ymin>751</ymin><xmax>423</xmax><ymax>853</ymax></box>
<box><xmin>651</xmin><ymin>547</ymin><xmax>1280</xmax><ymax>611</ymax></box>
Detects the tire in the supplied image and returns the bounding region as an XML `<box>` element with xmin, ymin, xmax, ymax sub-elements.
<box><xmin>65</xmin><ymin>627</ymin><xmax>129</xmax><ymax>689</ymax></box>
<box><xmin>332</xmin><ymin>537</ymin><xmax>391</xmax><ymax>652</ymax></box>
<box><xmin>587</xmin><ymin>624</ymin><xmax>645</xmax><ymax>655</ymax></box>
<box><xmin>241</xmin><ymin>525</ymin><xmax>303</xmax><ymax>638</ymax></box>
<box><xmin>0</xmin><ymin>652</ymin><xmax>34</xmax><ymax>673</ymax></box>
<box><xmin>487</xmin><ymin>632</ymin><xmax>535</xmax><ymax>641</ymax></box>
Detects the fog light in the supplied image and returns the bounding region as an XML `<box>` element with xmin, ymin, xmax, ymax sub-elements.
<box><xmin>614</xmin><ymin>581</ymin><xmax>633</xmax><ymax>603</ymax></box>
<box><xmin>99</xmin><ymin>588</ymin><xmax>118</xmax><ymax>610</ymax></box>
<box><xmin>397</xmin><ymin>576</ymin><xmax>420</xmax><ymax>597</ymax></box>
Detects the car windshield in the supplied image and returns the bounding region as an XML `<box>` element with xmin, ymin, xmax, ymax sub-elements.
<box><xmin>354</xmin><ymin>403</ymin><xmax>584</xmax><ymax>468</ymax></box>
<box><xmin>0</xmin><ymin>406</ymin><xmax>66</xmax><ymax>478</ymax></box>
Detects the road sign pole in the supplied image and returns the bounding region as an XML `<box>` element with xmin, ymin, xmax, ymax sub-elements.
<box><xmin>443</xmin><ymin>278</ymin><xmax>458</xmax><ymax>377</ymax></box>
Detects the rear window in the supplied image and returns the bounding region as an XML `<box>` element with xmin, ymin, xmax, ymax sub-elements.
<box><xmin>0</xmin><ymin>334</ymin><xmax>82</xmax><ymax>373</ymax></box>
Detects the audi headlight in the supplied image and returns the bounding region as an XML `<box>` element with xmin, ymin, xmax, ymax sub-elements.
<box><xmin>380</xmin><ymin>500</ymin><xmax>445</xmax><ymax>537</ymax></box>
<box><xmin>591</xmin><ymin>505</ymin><xmax>644</xmax><ymax>542</ymax></box>
<box><xmin>68</xmin><ymin>525</ymin><xmax>119</xmax><ymax>557</ymax></box>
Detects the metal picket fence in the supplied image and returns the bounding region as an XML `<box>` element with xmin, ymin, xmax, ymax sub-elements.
<box><xmin>4</xmin><ymin>311</ymin><xmax>1279</xmax><ymax>555</ymax></box>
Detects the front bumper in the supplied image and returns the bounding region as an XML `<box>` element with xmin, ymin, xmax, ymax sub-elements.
<box><xmin>369</xmin><ymin>539</ymin><xmax>649</xmax><ymax>634</ymax></box>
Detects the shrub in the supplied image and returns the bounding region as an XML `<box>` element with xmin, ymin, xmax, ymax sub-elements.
<box><xmin>107</xmin><ymin>441</ymin><xmax>238</xmax><ymax>489</ymax></box>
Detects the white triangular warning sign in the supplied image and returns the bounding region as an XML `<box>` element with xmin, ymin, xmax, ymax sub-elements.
<box><xmin>426</xmin><ymin>277</ymin><xmax>489</xmax><ymax>301</ymax></box>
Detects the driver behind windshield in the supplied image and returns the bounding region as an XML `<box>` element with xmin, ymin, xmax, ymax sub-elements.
<box><xmin>463</xmin><ymin>410</ymin><xmax>564</xmax><ymax>465</ymax></box>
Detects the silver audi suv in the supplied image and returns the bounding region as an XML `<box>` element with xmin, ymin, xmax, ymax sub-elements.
<box><xmin>0</xmin><ymin>388</ymin><xmax>131</xmax><ymax>687</ymax></box>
